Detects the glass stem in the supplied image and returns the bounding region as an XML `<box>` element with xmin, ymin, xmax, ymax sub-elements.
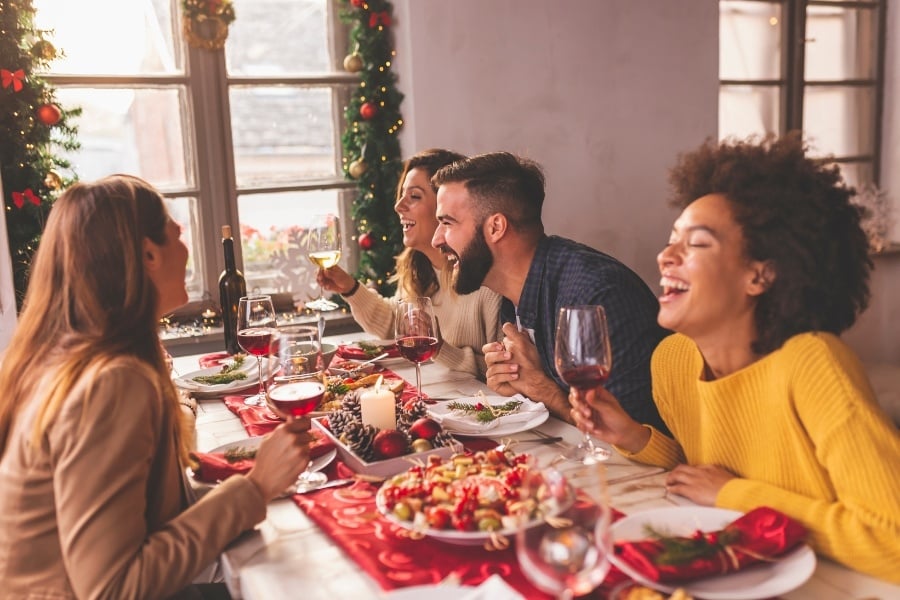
<box><xmin>415</xmin><ymin>363</ymin><xmax>422</xmax><ymax>400</ymax></box>
<box><xmin>256</xmin><ymin>356</ymin><xmax>266</xmax><ymax>395</ymax></box>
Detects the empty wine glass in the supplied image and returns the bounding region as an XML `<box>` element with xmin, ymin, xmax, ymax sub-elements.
<box><xmin>237</xmin><ymin>294</ymin><xmax>277</xmax><ymax>406</ymax></box>
<box><xmin>555</xmin><ymin>305</ymin><xmax>613</xmax><ymax>463</ymax></box>
<box><xmin>395</xmin><ymin>297</ymin><xmax>439</xmax><ymax>401</ymax></box>
<box><xmin>266</xmin><ymin>326</ymin><xmax>328</xmax><ymax>490</ymax></box>
<box><xmin>516</xmin><ymin>463</ymin><xmax>612</xmax><ymax>599</ymax></box>
<box><xmin>305</xmin><ymin>214</ymin><xmax>342</xmax><ymax>312</ymax></box>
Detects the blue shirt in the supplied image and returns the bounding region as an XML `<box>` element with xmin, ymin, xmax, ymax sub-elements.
<box><xmin>501</xmin><ymin>235</ymin><xmax>670</xmax><ymax>433</ymax></box>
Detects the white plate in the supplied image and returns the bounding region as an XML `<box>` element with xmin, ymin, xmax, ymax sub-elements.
<box><xmin>384</xmin><ymin>583</ymin><xmax>473</xmax><ymax>599</ymax></box>
<box><xmin>609</xmin><ymin>506</ymin><xmax>816</xmax><ymax>600</ymax></box>
<box><xmin>426</xmin><ymin>395</ymin><xmax>549</xmax><ymax>437</ymax></box>
<box><xmin>174</xmin><ymin>358</ymin><xmax>261</xmax><ymax>398</ymax></box>
<box><xmin>189</xmin><ymin>436</ymin><xmax>337</xmax><ymax>487</ymax></box>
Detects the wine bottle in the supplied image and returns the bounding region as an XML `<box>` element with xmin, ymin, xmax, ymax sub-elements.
<box><xmin>218</xmin><ymin>225</ymin><xmax>246</xmax><ymax>355</ymax></box>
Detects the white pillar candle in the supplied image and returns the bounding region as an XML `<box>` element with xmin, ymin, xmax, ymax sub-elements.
<box><xmin>360</xmin><ymin>376</ymin><xmax>396</xmax><ymax>431</ymax></box>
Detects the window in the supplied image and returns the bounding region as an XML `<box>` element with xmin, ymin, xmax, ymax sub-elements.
<box><xmin>34</xmin><ymin>0</ymin><xmax>355</xmax><ymax>312</ymax></box>
<box><xmin>719</xmin><ymin>0</ymin><xmax>886</xmax><ymax>188</ymax></box>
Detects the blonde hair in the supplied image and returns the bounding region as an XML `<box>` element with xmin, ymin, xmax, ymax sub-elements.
<box><xmin>390</xmin><ymin>148</ymin><xmax>465</xmax><ymax>299</ymax></box>
<box><xmin>0</xmin><ymin>174</ymin><xmax>191</xmax><ymax>465</ymax></box>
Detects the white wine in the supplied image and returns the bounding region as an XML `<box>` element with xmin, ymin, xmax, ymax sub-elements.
<box><xmin>308</xmin><ymin>250</ymin><xmax>341</xmax><ymax>269</ymax></box>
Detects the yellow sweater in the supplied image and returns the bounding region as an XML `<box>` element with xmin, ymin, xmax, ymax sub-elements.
<box><xmin>625</xmin><ymin>332</ymin><xmax>900</xmax><ymax>583</ymax></box>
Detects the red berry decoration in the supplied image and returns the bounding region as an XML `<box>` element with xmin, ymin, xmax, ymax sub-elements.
<box><xmin>359</xmin><ymin>101</ymin><xmax>378</xmax><ymax>120</ymax></box>
<box><xmin>36</xmin><ymin>103</ymin><xmax>62</xmax><ymax>126</ymax></box>
<box><xmin>358</xmin><ymin>232</ymin><xmax>373</xmax><ymax>250</ymax></box>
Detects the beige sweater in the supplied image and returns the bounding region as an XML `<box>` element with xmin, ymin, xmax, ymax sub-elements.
<box><xmin>345</xmin><ymin>282</ymin><xmax>502</xmax><ymax>380</ymax></box>
<box><xmin>0</xmin><ymin>357</ymin><xmax>266</xmax><ymax>599</ymax></box>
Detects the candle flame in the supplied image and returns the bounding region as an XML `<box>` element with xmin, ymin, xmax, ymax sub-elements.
<box><xmin>374</xmin><ymin>374</ymin><xmax>384</xmax><ymax>392</ymax></box>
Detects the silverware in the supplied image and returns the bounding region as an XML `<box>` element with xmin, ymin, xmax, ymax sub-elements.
<box><xmin>292</xmin><ymin>478</ymin><xmax>354</xmax><ymax>495</ymax></box>
<box><xmin>495</xmin><ymin>436</ymin><xmax>564</xmax><ymax>452</ymax></box>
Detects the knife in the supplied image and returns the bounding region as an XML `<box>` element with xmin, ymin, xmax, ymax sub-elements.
<box><xmin>292</xmin><ymin>478</ymin><xmax>355</xmax><ymax>495</ymax></box>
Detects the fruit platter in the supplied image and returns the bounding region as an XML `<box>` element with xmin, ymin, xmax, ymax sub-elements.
<box><xmin>375</xmin><ymin>450</ymin><xmax>575</xmax><ymax>548</ymax></box>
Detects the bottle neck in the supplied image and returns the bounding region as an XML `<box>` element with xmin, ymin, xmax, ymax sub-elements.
<box><xmin>223</xmin><ymin>237</ymin><xmax>237</xmax><ymax>271</ymax></box>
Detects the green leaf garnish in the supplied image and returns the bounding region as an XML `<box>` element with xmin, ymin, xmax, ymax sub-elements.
<box><xmin>193</xmin><ymin>354</ymin><xmax>248</xmax><ymax>385</ymax></box>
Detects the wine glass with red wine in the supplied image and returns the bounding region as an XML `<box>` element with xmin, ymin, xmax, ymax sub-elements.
<box><xmin>395</xmin><ymin>297</ymin><xmax>439</xmax><ymax>401</ymax></box>
<box><xmin>265</xmin><ymin>326</ymin><xmax>328</xmax><ymax>490</ymax></box>
<box><xmin>555</xmin><ymin>305</ymin><xmax>613</xmax><ymax>463</ymax></box>
<box><xmin>237</xmin><ymin>294</ymin><xmax>277</xmax><ymax>406</ymax></box>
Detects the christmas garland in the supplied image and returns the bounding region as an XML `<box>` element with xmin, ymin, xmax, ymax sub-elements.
<box><xmin>338</xmin><ymin>0</ymin><xmax>404</xmax><ymax>298</ymax></box>
<box><xmin>0</xmin><ymin>0</ymin><xmax>80</xmax><ymax>309</ymax></box>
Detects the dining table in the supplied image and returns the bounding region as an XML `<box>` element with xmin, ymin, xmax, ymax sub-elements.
<box><xmin>173</xmin><ymin>331</ymin><xmax>900</xmax><ymax>600</ymax></box>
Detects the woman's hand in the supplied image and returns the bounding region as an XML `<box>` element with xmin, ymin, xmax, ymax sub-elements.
<box><xmin>665</xmin><ymin>464</ymin><xmax>735</xmax><ymax>506</ymax></box>
<box><xmin>570</xmin><ymin>386</ymin><xmax>649</xmax><ymax>452</ymax></box>
<box><xmin>317</xmin><ymin>265</ymin><xmax>356</xmax><ymax>295</ymax></box>
<box><xmin>246</xmin><ymin>418</ymin><xmax>312</xmax><ymax>502</ymax></box>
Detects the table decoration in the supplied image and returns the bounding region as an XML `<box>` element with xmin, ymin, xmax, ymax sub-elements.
<box><xmin>360</xmin><ymin>376</ymin><xmax>397</xmax><ymax>430</ymax></box>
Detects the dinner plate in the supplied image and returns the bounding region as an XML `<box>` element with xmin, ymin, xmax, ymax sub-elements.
<box><xmin>384</xmin><ymin>583</ymin><xmax>473</xmax><ymax>599</ymax></box>
<box><xmin>337</xmin><ymin>339</ymin><xmax>404</xmax><ymax>365</ymax></box>
<box><xmin>173</xmin><ymin>358</ymin><xmax>261</xmax><ymax>398</ymax></box>
<box><xmin>426</xmin><ymin>395</ymin><xmax>549</xmax><ymax>437</ymax></box>
<box><xmin>189</xmin><ymin>436</ymin><xmax>337</xmax><ymax>488</ymax></box>
<box><xmin>608</xmin><ymin>506</ymin><xmax>816</xmax><ymax>600</ymax></box>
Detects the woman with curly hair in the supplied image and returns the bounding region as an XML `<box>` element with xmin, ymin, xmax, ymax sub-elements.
<box><xmin>0</xmin><ymin>175</ymin><xmax>312</xmax><ymax>598</ymax></box>
<box><xmin>317</xmin><ymin>149</ymin><xmax>502</xmax><ymax>379</ymax></box>
<box><xmin>571</xmin><ymin>133</ymin><xmax>900</xmax><ymax>582</ymax></box>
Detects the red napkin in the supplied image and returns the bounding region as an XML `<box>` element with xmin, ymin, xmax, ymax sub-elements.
<box><xmin>198</xmin><ymin>351</ymin><xmax>234</xmax><ymax>369</ymax></box>
<box><xmin>223</xmin><ymin>396</ymin><xmax>282</xmax><ymax>436</ymax></box>
<box><xmin>191</xmin><ymin>430</ymin><xmax>336</xmax><ymax>484</ymax></box>
<box><xmin>336</xmin><ymin>343</ymin><xmax>400</xmax><ymax>360</ymax></box>
<box><xmin>613</xmin><ymin>506</ymin><xmax>807</xmax><ymax>583</ymax></box>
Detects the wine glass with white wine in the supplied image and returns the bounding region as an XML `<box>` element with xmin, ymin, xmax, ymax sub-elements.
<box><xmin>305</xmin><ymin>214</ymin><xmax>342</xmax><ymax>312</ymax></box>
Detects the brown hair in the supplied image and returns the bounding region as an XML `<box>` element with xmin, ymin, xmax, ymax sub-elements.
<box><xmin>391</xmin><ymin>148</ymin><xmax>465</xmax><ymax>299</ymax></box>
<box><xmin>668</xmin><ymin>132</ymin><xmax>872</xmax><ymax>353</ymax></box>
<box><xmin>0</xmin><ymin>174</ymin><xmax>190</xmax><ymax>463</ymax></box>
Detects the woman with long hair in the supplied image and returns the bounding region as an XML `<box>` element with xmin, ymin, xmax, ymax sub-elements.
<box><xmin>0</xmin><ymin>175</ymin><xmax>311</xmax><ymax>598</ymax></box>
<box><xmin>318</xmin><ymin>149</ymin><xmax>502</xmax><ymax>379</ymax></box>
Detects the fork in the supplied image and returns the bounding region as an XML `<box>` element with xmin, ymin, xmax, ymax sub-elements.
<box><xmin>495</xmin><ymin>436</ymin><xmax>563</xmax><ymax>452</ymax></box>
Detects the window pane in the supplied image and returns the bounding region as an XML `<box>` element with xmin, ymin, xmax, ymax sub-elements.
<box><xmin>164</xmin><ymin>196</ymin><xmax>205</xmax><ymax>298</ymax></box>
<box><xmin>805</xmin><ymin>5</ymin><xmax>878</xmax><ymax>81</ymax></box>
<box><xmin>720</xmin><ymin>1</ymin><xmax>782</xmax><ymax>80</ymax></box>
<box><xmin>53</xmin><ymin>87</ymin><xmax>192</xmax><ymax>189</ymax></box>
<box><xmin>719</xmin><ymin>85</ymin><xmax>780</xmax><ymax>140</ymax></box>
<box><xmin>803</xmin><ymin>86</ymin><xmax>875</xmax><ymax>158</ymax></box>
<box><xmin>829</xmin><ymin>162</ymin><xmax>874</xmax><ymax>190</ymax></box>
<box><xmin>238</xmin><ymin>190</ymin><xmax>341</xmax><ymax>299</ymax></box>
<box><xmin>226</xmin><ymin>0</ymin><xmax>330</xmax><ymax>75</ymax></box>
<box><xmin>231</xmin><ymin>86</ymin><xmax>337</xmax><ymax>186</ymax></box>
<box><xmin>34</xmin><ymin>0</ymin><xmax>182</xmax><ymax>75</ymax></box>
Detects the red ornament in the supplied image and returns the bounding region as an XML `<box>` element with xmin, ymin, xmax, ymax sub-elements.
<box><xmin>1</xmin><ymin>68</ymin><xmax>25</xmax><ymax>92</ymax></box>
<box><xmin>36</xmin><ymin>103</ymin><xmax>62</xmax><ymax>126</ymax></box>
<box><xmin>368</xmin><ymin>11</ymin><xmax>391</xmax><ymax>28</ymax></box>
<box><xmin>11</xmin><ymin>188</ymin><xmax>41</xmax><ymax>209</ymax></box>
<box><xmin>350</xmin><ymin>0</ymin><xmax>364</xmax><ymax>6</ymax></box>
<box><xmin>358</xmin><ymin>232</ymin><xmax>373</xmax><ymax>250</ymax></box>
<box><xmin>359</xmin><ymin>101</ymin><xmax>378</xmax><ymax>120</ymax></box>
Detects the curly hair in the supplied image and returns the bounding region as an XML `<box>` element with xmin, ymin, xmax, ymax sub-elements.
<box><xmin>391</xmin><ymin>148</ymin><xmax>465</xmax><ymax>299</ymax></box>
<box><xmin>667</xmin><ymin>132</ymin><xmax>872</xmax><ymax>354</ymax></box>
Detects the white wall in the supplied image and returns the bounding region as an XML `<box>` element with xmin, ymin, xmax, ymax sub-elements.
<box><xmin>0</xmin><ymin>169</ymin><xmax>18</xmax><ymax>351</ymax></box>
<box><xmin>392</xmin><ymin>0</ymin><xmax>719</xmax><ymax>287</ymax></box>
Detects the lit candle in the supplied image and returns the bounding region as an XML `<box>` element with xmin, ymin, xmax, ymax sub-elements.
<box><xmin>202</xmin><ymin>308</ymin><xmax>216</xmax><ymax>319</ymax></box>
<box><xmin>360</xmin><ymin>376</ymin><xmax>396</xmax><ymax>431</ymax></box>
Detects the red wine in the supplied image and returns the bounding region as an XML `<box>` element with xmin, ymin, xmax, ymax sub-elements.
<box><xmin>397</xmin><ymin>336</ymin><xmax>439</xmax><ymax>363</ymax></box>
<box><xmin>268</xmin><ymin>381</ymin><xmax>325</xmax><ymax>417</ymax></box>
<box><xmin>237</xmin><ymin>327</ymin><xmax>272</xmax><ymax>356</ymax></box>
<box><xmin>561</xmin><ymin>365</ymin><xmax>610</xmax><ymax>391</ymax></box>
<box><xmin>219</xmin><ymin>225</ymin><xmax>246</xmax><ymax>355</ymax></box>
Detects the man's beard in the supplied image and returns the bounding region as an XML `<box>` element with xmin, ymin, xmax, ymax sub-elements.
<box><xmin>451</xmin><ymin>226</ymin><xmax>493</xmax><ymax>295</ymax></box>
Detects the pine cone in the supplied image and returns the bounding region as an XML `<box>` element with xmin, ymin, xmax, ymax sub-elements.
<box><xmin>397</xmin><ymin>398</ymin><xmax>428</xmax><ymax>430</ymax></box>
<box><xmin>340</xmin><ymin>389</ymin><xmax>363</xmax><ymax>420</ymax></box>
<box><xmin>340</xmin><ymin>421</ymin><xmax>378</xmax><ymax>462</ymax></box>
<box><xmin>327</xmin><ymin>409</ymin><xmax>353</xmax><ymax>437</ymax></box>
<box><xmin>433</xmin><ymin>429</ymin><xmax>458</xmax><ymax>450</ymax></box>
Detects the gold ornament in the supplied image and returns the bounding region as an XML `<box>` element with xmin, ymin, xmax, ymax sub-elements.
<box><xmin>343</xmin><ymin>52</ymin><xmax>364</xmax><ymax>73</ymax></box>
<box><xmin>31</xmin><ymin>40</ymin><xmax>57</xmax><ymax>60</ymax></box>
<box><xmin>348</xmin><ymin>158</ymin><xmax>368</xmax><ymax>179</ymax></box>
<box><xmin>44</xmin><ymin>170</ymin><xmax>62</xmax><ymax>190</ymax></box>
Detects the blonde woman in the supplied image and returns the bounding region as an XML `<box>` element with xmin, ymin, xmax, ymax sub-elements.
<box><xmin>0</xmin><ymin>175</ymin><xmax>311</xmax><ymax>599</ymax></box>
<box><xmin>318</xmin><ymin>149</ymin><xmax>502</xmax><ymax>379</ymax></box>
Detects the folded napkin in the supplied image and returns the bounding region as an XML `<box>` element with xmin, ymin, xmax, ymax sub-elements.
<box><xmin>434</xmin><ymin>394</ymin><xmax>547</xmax><ymax>434</ymax></box>
<box><xmin>336</xmin><ymin>342</ymin><xmax>400</xmax><ymax>360</ymax></box>
<box><xmin>191</xmin><ymin>430</ymin><xmax>336</xmax><ymax>484</ymax></box>
<box><xmin>613</xmin><ymin>506</ymin><xmax>807</xmax><ymax>583</ymax></box>
<box><xmin>223</xmin><ymin>396</ymin><xmax>283</xmax><ymax>436</ymax></box>
<box><xmin>198</xmin><ymin>351</ymin><xmax>233</xmax><ymax>369</ymax></box>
